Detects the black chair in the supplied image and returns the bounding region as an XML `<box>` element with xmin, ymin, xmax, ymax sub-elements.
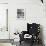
<box><xmin>19</xmin><ymin>23</ymin><xmax>40</xmax><ymax>46</ymax></box>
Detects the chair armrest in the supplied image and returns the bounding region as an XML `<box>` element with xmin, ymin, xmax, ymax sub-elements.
<box><xmin>19</xmin><ymin>34</ymin><xmax>24</xmax><ymax>41</ymax></box>
<box><xmin>22</xmin><ymin>31</ymin><xmax>28</xmax><ymax>35</ymax></box>
<box><xmin>19</xmin><ymin>31</ymin><xmax>27</xmax><ymax>41</ymax></box>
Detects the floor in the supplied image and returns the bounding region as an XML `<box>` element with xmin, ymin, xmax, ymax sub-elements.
<box><xmin>0</xmin><ymin>42</ymin><xmax>43</xmax><ymax>46</ymax></box>
<box><xmin>0</xmin><ymin>41</ymin><xmax>43</xmax><ymax>46</ymax></box>
<box><xmin>19</xmin><ymin>41</ymin><xmax>43</xmax><ymax>46</ymax></box>
<box><xmin>0</xmin><ymin>39</ymin><xmax>16</xmax><ymax>46</ymax></box>
<box><xmin>0</xmin><ymin>43</ymin><xmax>13</xmax><ymax>46</ymax></box>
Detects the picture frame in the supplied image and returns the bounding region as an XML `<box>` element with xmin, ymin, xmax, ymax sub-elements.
<box><xmin>17</xmin><ymin>8</ymin><xmax>26</xmax><ymax>20</ymax></box>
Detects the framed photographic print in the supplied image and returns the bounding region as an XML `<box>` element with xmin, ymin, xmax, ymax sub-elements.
<box><xmin>17</xmin><ymin>9</ymin><xmax>26</xmax><ymax>20</ymax></box>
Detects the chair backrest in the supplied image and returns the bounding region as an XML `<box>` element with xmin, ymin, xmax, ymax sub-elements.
<box><xmin>27</xmin><ymin>23</ymin><xmax>40</xmax><ymax>35</ymax></box>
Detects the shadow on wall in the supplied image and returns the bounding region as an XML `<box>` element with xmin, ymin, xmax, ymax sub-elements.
<box><xmin>40</xmin><ymin>25</ymin><xmax>45</xmax><ymax>46</ymax></box>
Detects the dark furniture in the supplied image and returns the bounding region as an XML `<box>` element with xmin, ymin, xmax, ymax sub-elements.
<box><xmin>41</xmin><ymin>0</ymin><xmax>43</xmax><ymax>3</ymax></box>
<box><xmin>19</xmin><ymin>23</ymin><xmax>41</xmax><ymax>46</ymax></box>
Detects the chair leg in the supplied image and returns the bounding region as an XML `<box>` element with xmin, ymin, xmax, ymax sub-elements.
<box><xmin>30</xmin><ymin>40</ymin><xmax>34</xmax><ymax>46</ymax></box>
<box><xmin>20</xmin><ymin>41</ymin><xmax>21</xmax><ymax>45</ymax></box>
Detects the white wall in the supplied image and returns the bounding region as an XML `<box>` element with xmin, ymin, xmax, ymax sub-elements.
<box><xmin>0</xmin><ymin>0</ymin><xmax>8</xmax><ymax>3</ymax></box>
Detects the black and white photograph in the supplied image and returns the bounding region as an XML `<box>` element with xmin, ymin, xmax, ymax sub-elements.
<box><xmin>17</xmin><ymin>9</ymin><xmax>26</xmax><ymax>20</ymax></box>
<box><xmin>17</xmin><ymin>9</ymin><xmax>24</xmax><ymax>18</ymax></box>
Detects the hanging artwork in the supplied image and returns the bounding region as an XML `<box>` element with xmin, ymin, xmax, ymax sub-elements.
<box><xmin>17</xmin><ymin>9</ymin><xmax>25</xmax><ymax>20</ymax></box>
